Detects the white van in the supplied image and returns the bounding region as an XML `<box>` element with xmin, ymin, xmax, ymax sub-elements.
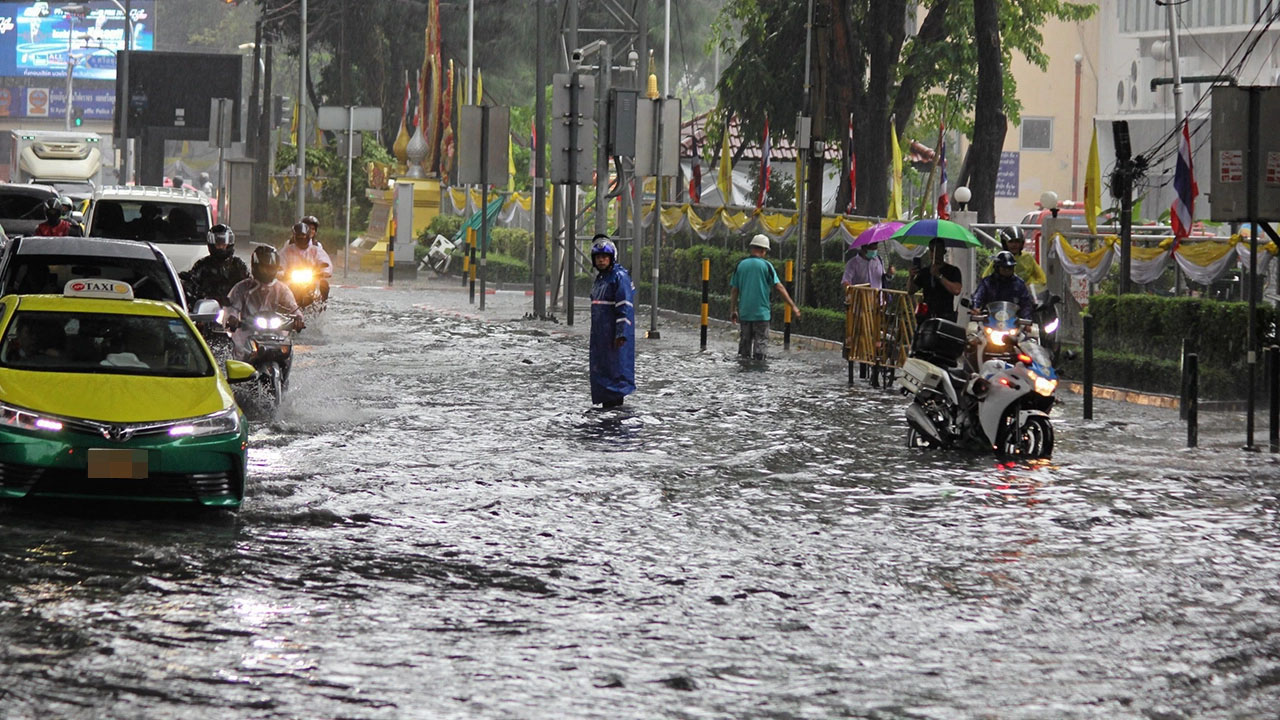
<box><xmin>84</xmin><ymin>186</ymin><xmax>213</xmax><ymax>272</ymax></box>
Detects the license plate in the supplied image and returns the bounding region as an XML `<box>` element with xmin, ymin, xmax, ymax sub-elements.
<box><xmin>87</xmin><ymin>449</ymin><xmax>149</xmax><ymax>479</ymax></box>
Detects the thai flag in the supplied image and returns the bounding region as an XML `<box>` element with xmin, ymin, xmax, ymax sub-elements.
<box><xmin>757</xmin><ymin>116</ymin><xmax>770</xmax><ymax>209</ymax></box>
<box><xmin>1171</xmin><ymin>119</ymin><xmax>1197</xmax><ymax>239</ymax></box>
<box><xmin>689</xmin><ymin>132</ymin><xmax>702</xmax><ymax>203</ymax></box>
<box><xmin>936</xmin><ymin>123</ymin><xmax>949</xmax><ymax>219</ymax></box>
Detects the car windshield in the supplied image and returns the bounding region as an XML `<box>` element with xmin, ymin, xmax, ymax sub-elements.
<box><xmin>90</xmin><ymin>200</ymin><xmax>208</xmax><ymax>244</ymax></box>
<box><xmin>0</xmin><ymin>193</ymin><xmax>51</xmax><ymax>221</ymax></box>
<box><xmin>0</xmin><ymin>310</ymin><xmax>213</xmax><ymax>377</ymax></box>
<box><xmin>4</xmin><ymin>254</ymin><xmax>180</xmax><ymax>304</ymax></box>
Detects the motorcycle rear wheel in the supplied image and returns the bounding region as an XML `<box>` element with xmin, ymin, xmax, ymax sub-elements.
<box><xmin>1002</xmin><ymin>415</ymin><xmax>1054</xmax><ymax>458</ymax></box>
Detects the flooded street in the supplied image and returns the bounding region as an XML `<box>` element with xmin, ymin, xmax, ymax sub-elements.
<box><xmin>2</xmin><ymin>283</ymin><xmax>1279</xmax><ymax>719</ymax></box>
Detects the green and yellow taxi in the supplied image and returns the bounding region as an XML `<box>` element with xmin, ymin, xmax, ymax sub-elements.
<box><xmin>0</xmin><ymin>279</ymin><xmax>257</xmax><ymax>507</ymax></box>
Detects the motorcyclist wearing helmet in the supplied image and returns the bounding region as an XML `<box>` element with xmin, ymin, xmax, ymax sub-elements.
<box><xmin>588</xmin><ymin>233</ymin><xmax>635</xmax><ymax>408</ymax></box>
<box><xmin>971</xmin><ymin>250</ymin><xmax>1035</xmax><ymax>320</ymax></box>
<box><xmin>180</xmin><ymin>224</ymin><xmax>249</xmax><ymax>305</ymax></box>
<box><xmin>34</xmin><ymin>197</ymin><xmax>82</xmax><ymax>237</ymax></box>
<box><xmin>225</xmin><ymin>246</ymin><xmax>305</xmax><ymax>350</ymax></box>
<box><xmin>983</xmin><ymin>227</ymin><xmax>1046</xmax><ymax>290</ymax></box>
<box><xmin>58</xmin><ymin>197</ymin><xmax>85</xmax><ymax>235</ymax></box>
<box><xmin>300</xmin><ymin>215</ymin><xmax>322</xmax><ymax>248</ymax></box>
<box><xmin>280</xmin><ymin>221</ymin><xmax>332</xmax><ymax>300</ymax></box>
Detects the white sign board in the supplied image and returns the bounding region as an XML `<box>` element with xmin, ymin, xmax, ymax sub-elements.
<box><xmin>317</xmin><ymin>106</ymin><xmax>383</xmax><ymax>132</ymax></box>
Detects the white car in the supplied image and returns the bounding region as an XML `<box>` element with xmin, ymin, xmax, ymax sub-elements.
<box><xmin>83</xmin><ymin>186</ymin><xmax>213</xmax><ymax>273</ymax></box>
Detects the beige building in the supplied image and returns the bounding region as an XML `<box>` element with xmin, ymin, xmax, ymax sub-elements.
<box><xmin>992</xmin><ymin>4</ymin><xmax>1100</xmax><ymax>222</ymax></box>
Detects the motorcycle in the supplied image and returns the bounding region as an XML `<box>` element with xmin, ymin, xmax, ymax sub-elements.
<box><xmin>233</xmin><ymin>311</ymin><xmax>296</xmax><ymax>415</ymax></box>
<box><xmin>285</xmin><ymin>263</ymin><xmax>328</xmax><ymax>316</ymax></box>
<box><xmin>1032</xmin><ymin>292</ymin><xmax>1063</xmax><ymax>363</ymax></box>
<box><xmin>965</xmin><ymin>300</ymin><xmax>1036</xmax><ymax>370</ymax></box>
<box><xmin>898</xmin><ymin>314</ymin><xmax>1059</xmax><ymax>459</ymax></box>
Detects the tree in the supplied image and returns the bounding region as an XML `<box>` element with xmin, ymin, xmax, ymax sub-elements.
<box><xmin>713</xmin><ymin>0</ymin><xmax>1096</xmax><ymax>222</ymax></box>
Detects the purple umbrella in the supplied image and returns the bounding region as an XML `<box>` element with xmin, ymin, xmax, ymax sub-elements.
<box><xmin>849</xmin><ymin>221</ymin><xmax>904</xmax><ymax>250</ymax></box>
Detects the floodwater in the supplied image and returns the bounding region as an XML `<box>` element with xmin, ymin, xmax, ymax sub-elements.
<box><xmin>2</xmin><ymin>284</ymin><xmax>1278</xmax><ymax>720</ymax></box>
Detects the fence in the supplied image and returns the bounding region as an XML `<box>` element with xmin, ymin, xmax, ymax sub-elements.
<box><xmin>844</xmin><ymin>285</ymin><xmax>917</xmax><ymax>369</ymax></box>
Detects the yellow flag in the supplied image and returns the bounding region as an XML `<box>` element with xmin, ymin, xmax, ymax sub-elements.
<box><xmin>476</xmin><ymin>69</ymin><xmax>483</xmax><ymax>105</ymax></box>
<box><xmin>507</xmin><ymin>131</ymin><xmax>515</xmax><ymax>192</ymax></box>
<box><xmin>794</xmin><ymin>154</ymin><xmax>804</xmax><ymax>213</ymax></box>
<box><xmin>1084</xmin><ymin>124</ymin><xmax>1102</xmax><ymax>235</ymax></box>
<box><xmin>717</xmin><ymin>117</ymin><xmax>732</xmax><ymax>205</ymax></box>
<box><xmin>289</xmin><ymin>97</ymin><xmax>299</xmax><ymax>145</ymax></box>
<box><xmin>888</xmin><ymin>123</ymin><xmax>903</xmax><ymax>221</ymax></box>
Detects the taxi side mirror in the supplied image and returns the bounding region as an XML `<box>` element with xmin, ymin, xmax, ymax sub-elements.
<box><xmin>224</xmin><ymin>359</ymin><xmax>257</xmax><ymax>383</ymax></box>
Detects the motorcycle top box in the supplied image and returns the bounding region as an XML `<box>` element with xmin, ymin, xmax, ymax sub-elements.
<box><xmin>899</xmin><ymin>357</ymin><xmax>947</xmax><ymax>396</ymax></box>
<box><xmin>911</xmin><ymin>318</ymin><xmax>968</xmax><ymax>366</ymax></box>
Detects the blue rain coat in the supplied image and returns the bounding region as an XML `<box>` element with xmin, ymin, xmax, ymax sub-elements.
<box><xmin>589</xmin><ymin>262</ymin><xmax>636</xmax><ymax>404</ymax></box>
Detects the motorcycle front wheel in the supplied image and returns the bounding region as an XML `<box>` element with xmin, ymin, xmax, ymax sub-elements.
<box><xmin>1002</xmin><ymin>415</ymin><xmax>1054</xmax><ymax>458</ymax></box>
<box><xmin>906</xmin><ymin>427</ymin><xmax>942</xmax><ymax>450</ymax></box>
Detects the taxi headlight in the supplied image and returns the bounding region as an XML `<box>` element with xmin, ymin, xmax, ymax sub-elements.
<box><xmin>168</xmin><ymin>408</ymin><xmax>241</xmax><ymax>438</ymax></box>
<box><xmin>0</xmin><ymin>402</ymin><xmax>65</xmax><ymax>433</ymax></box>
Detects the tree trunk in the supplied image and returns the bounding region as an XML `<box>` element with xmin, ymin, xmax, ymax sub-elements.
<box><xmin>971</xmin><ymin>0</ymin><xmax>1006</xmax><ymax>223</ymax></box>
<box><xmin>858</xmin><ymin>0</ymin><xmax>907</xmax><ymax>218</ymax></box>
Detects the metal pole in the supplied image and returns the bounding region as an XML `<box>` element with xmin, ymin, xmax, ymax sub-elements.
<box><xmin>343</xmin><ymin>105</ymin><xmax>353</xmax><ymax>280</ymax></box>
<box><xmin>566</xmin><ymin>72</ymin><xmax>579</xmax><ymax>326</ymax></box>
<box><xmin>467</xmin><ymin>0</ymin><xmax>474</xmax><ymax>103</ymax></box>
<box><xmin>648</xmin><ymin>96</ymin><xmax>662</xmax><ymax>338</ymax></box>
<box><xmin>1246</xmin><ymin>89</ymin><xmax>1260</xmax><ymax>450</ymax></box>
<box><xmin>480</xmin><ymin>106</ymin><xmax>489</xmax><ymax>312</ymax></box>
<box><xmin>533</xmin><ymin>0</ymin><xmax>547</xmax><ymax>318</ymax></box>
<box><xmin>595</xmin><ymin>45</ymin><xmax>611</xmax><ymax>238</ymax></box>
<box><xmin>64</xmin><ymin>13</ymin><xmax>74</xmax><ymax>130</ymax></box>
<box><xmin>1083</xmin><ymin>313</ymin><xmax>1094</xmax><ymax>420</ymax></box>
<box><xmin>796</xmin><ymin>0</ymin><xmax>814</xmax><ymax>304</ymax></box>
<box><xmin>663</xmin><ymin>0</ymin><xmax>671</xmax><ymax>96</ymax></box>
<box><xmin>121</xmin><ymin>0</ymin><xmax>132</xmax><ymax>183</ymax></box>
<box><xmin>1165</xmin><ymin>1</ymin><xmax>1185</xmax><ymax>127</ymax></box>
<box><xmin>296</xmin><ymin>0</ymin><xmax>308</xmax><ymax>218</ymax></box>
<box><xmin>1071</xmin><ymin>55</ymin><xmax>1082</xmax><ymax>200</ymax></box>
<box><xmin>1269</xmin><ymin>344</ymin><xmax>1279</xmax><ymax>453</ymax></box>
<box><xmin>1187</xmin><ymin>352</ymin><xmax>1198</xmax><ymax>448</ymax></box>
<box><xmin>699</xmin><ymin>258</ymin><xmax>709</xmax><ymax>351</ymax></box>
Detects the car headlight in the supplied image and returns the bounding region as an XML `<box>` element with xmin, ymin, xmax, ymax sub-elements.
<box><xmin>167</xmin><ymin>408</ymin><xmax>241</xmax><ymax>438</ymax></box>
<box><xmin>0</xmin><ymin>402</ymin><xmax>65</xmax><ymax>433</ymax></box>
<box><xmin>289</xmin><ymin>268</ymin><xmax>314</xmax><ymax>284</ymax></box>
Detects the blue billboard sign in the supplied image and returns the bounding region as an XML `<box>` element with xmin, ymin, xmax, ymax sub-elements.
<box><xmin>995</xmin><ymin>150</ymin><xmax>1020</xmax><ymax>198</ymax></box>
<box><xmin>0</xmin><ymin>1</ymin><xmax>154</xmax><ymax>80</ymax></box>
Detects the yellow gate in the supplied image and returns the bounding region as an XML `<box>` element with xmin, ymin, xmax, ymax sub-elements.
<box><xmin>844</xmin><ymin>286</ymin><xmax>917</xmax><ymax>368</ymax></box>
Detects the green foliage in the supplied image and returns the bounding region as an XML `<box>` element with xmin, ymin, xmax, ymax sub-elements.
<box><xmin>1073</xmin><ymin>294</ymin><xmax>1278</xmax><ymax>400</ymax></box>
<box><xmin>422</xmin><ymin>214</ymin><xmax>464</xmax><ymax>243</ymax></box>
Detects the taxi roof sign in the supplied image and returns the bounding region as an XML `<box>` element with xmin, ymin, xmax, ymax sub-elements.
<box><xmin>64</xmin><ymin>279</ymin><xmax>135</xmax><ymax>300</ymax></box>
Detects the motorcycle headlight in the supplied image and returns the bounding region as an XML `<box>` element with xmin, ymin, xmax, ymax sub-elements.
<box><xmin>0</xmin><ymin>402</ymin><xmax>65</xmax><ymax>433</ymax></box>
<box><xmin>253</xmin><ymin>315</ymin><xmax>285</xmax><ymax>330</ymax></box>
<box><xmin>1026</xmin><ymin>370</ymin><xmax>1058</xmax><ymax>397</ymax></box>
<box><xmin>289</xmin><ymin>268</ymin><xmax>314</xmax><ymax>284</ymax></box>
<box><xmin>985</xmin><ymin>328</ymin><xmax>1008</xmax><ymax>346</ymax></box>
<box><xmin>167</xmin><ymin>408</ymin><xmax>241</xmax><ymax>438</ymax></box>
<box><xmin>1043</xmin><ymin>317</ymin><xmax>1060</xmax><ymax>334</ymax></box>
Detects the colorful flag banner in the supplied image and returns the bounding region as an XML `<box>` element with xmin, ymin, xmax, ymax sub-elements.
<box><xmin>888</xmin><ymin>122</ymin><xmax>903</xmax><ymax>221</ymax></box>
<box><xmin>757</xmin><ymin>115</ymin><xmax>771</xmax><ymax>209</ymax></box>
<box><xmin>1171</xmin><ymin>119</ymin><xmax>1198</xmax><ymax>240</ymax></box>
<box><xmin>717</xmin><ymin>114</ymin><xmax>733</xmax><ymax>205</ymax></box>
<box><xmin>846</xmin><ymin>113</ymin><xmax>856</xmax><ymax>214</ymax></box>
<box><xmin>1084</xmin><ymin>124</ymin><xmax>1101</xmax><ymax>235</ymax></box>
<box><xmin>936</xmin><ymin>123</ymin><xmax>949</xmax><ymax>219</ymax></box>
<box><xmin>689</xmin><ymin>131</ymin><xmax>702</xmax><ymax>203</ymax></box>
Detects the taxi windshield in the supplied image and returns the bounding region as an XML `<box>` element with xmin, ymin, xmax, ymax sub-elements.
<box><xmin>0</xmin><ymin>310</ymin><xmax>213</xmax><ymax>377</ymax></box>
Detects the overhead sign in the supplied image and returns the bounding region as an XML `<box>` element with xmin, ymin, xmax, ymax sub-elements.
<box><xmin>317</xmin><ymin>105</ymin><xmax>382</xmax><ymax>132</ymax></box>
<box><xmin>0</xmin><ymin>1</ymin><xmax>156</xmax><ymax>80</ymax></box>
<box><xmin>457</xmin><ymin>105</ymin><xmax>509</xmax><ymax>186</ymax></box>
<box><xmin>0</xmin><ymin>85</ymin><xmax>114</xmax><ymax>119</ymax></box>
<box><xmin>1210</xmin><ymin>85</ymin><xmax>1280</xmax><ymax>221</ymax></box>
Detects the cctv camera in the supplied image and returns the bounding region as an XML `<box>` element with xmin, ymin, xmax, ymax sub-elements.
<box><xmin>571</xmin><ymin>49</ymin><xmax>584</xmax><ymax>66</ymax></box>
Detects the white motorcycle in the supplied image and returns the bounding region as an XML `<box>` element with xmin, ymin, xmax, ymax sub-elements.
<box><xmin>898</xmin><ymin>309</ymin><xmax>1059</xmax><ymax>459</ymax></box>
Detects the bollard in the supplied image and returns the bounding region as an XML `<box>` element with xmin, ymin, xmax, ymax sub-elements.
<box><xmin>700</xmin><ymin>258</ymin><xmax>709</xmax><ymax>351</ymax></box>
<box><xmin>1187</xmin><ymin>352</ymin><xmax>1199</xmax><ymax>448</ymax></box>
<box><xmin>469</xmin><ymin>227</ymin><xmax>478</xmax><ymax>304</ymax></box>
<box><xmin>462</xmin><ymin>227</ymin><xmax>473</xmax><ymax>288</ymax></box>
<box><xmin>1082</xmin><ymin>314</ymin><xmax>1094</xmax><ymax>420</ymax></box>
<box><xmin>388</xmin><ymin>243</ymin><xmax>395</xmax><ymax>287</ymax></box>
<box><xmin>783</xmin><ymin>260</ymin><xmax>793</xmax><ymax>350</ymax></box>
<box><xmin>1269</xmin><ymin>345</ymin><xmax>1279</xmax><ymax>453</ymax></box>
<box><xmin>1179</xmin><ymin>339</ymin><xmax>1189</xmax><ymax>421</ymax></box>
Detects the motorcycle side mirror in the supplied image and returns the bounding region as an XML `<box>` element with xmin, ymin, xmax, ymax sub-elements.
<box><xmin>959</xmin><ymin>297</ymin><xmax>972</xmax><ymax>308</ymax></box>
<box><xmin>1050</xmin><ymin>294</ymin><xmax>1063</xmax><ymax>306</ymax></box>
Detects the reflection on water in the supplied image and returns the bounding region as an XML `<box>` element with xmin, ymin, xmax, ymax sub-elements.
<box><xmin>1</xmin><ymin>288</ymin><xmax>1278</xmax><ymax>719</ymax></box>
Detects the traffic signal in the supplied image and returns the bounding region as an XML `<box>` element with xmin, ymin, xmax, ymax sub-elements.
<box><xmin>71</xmin><ymin>106</ymin><xmax>83</xmax><ymax>127</ymax></box>
<box><xmin>272</xmin><ymin>95</ymin><xmax>291</xmax><ymax>128</ymax></box>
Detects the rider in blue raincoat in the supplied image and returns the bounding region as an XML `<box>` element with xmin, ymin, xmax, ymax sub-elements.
<box><xmin>588</xmin><ymin>236</ymin><xmax>635</xmax><ymax>407</ymax></box>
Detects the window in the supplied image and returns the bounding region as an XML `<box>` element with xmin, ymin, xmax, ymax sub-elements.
<box><xmin>1021</xmin><ymin>118</ymin><xmax>1053</xmax><ymax>152</ymax></box>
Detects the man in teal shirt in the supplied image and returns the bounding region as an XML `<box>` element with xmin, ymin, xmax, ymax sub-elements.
<box><xmin>729</xmin><ymin>234</ymin><xmax>802</xmax><ymax>359</ymax></box>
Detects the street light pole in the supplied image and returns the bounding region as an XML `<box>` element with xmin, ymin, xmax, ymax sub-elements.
<box><xmin>296</xmin><ymin>0</ymin><xmax>307</xmax><ymax>218</ymax></box>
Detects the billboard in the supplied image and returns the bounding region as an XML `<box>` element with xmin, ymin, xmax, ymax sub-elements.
<box><xmin>116</xmin><ymin>51</ymin><xmax>242</xmax><ymax>141</ymax></box>
<box><xmin>0</xmin><ymin>1</ymin><xmax>155</xmax><ymax>80</ymax></box>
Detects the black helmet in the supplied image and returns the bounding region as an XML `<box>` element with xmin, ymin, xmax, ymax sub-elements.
<box><xmin>207</xmin><ymin>223</ymin><xmax>235</xmax><ymax>260</ymax></box>
<box><xmin>997</xmin><ymin>226</ymin><xmax>1025</xmax><ymax>249</ymax></box>
<box><xmin>42</xmin><ymin>197</ymin><xmax>62</xmax><ymax>221</ymax></box>
<box><xmin>993</xmin><ymin>250</ymin><xmax>1017</xmax><ymax>269</ymax></box>
<box><xmin>251</xmin><ymin>245</ymin><xmax>281</xmax><ymax>284</ymax></box>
